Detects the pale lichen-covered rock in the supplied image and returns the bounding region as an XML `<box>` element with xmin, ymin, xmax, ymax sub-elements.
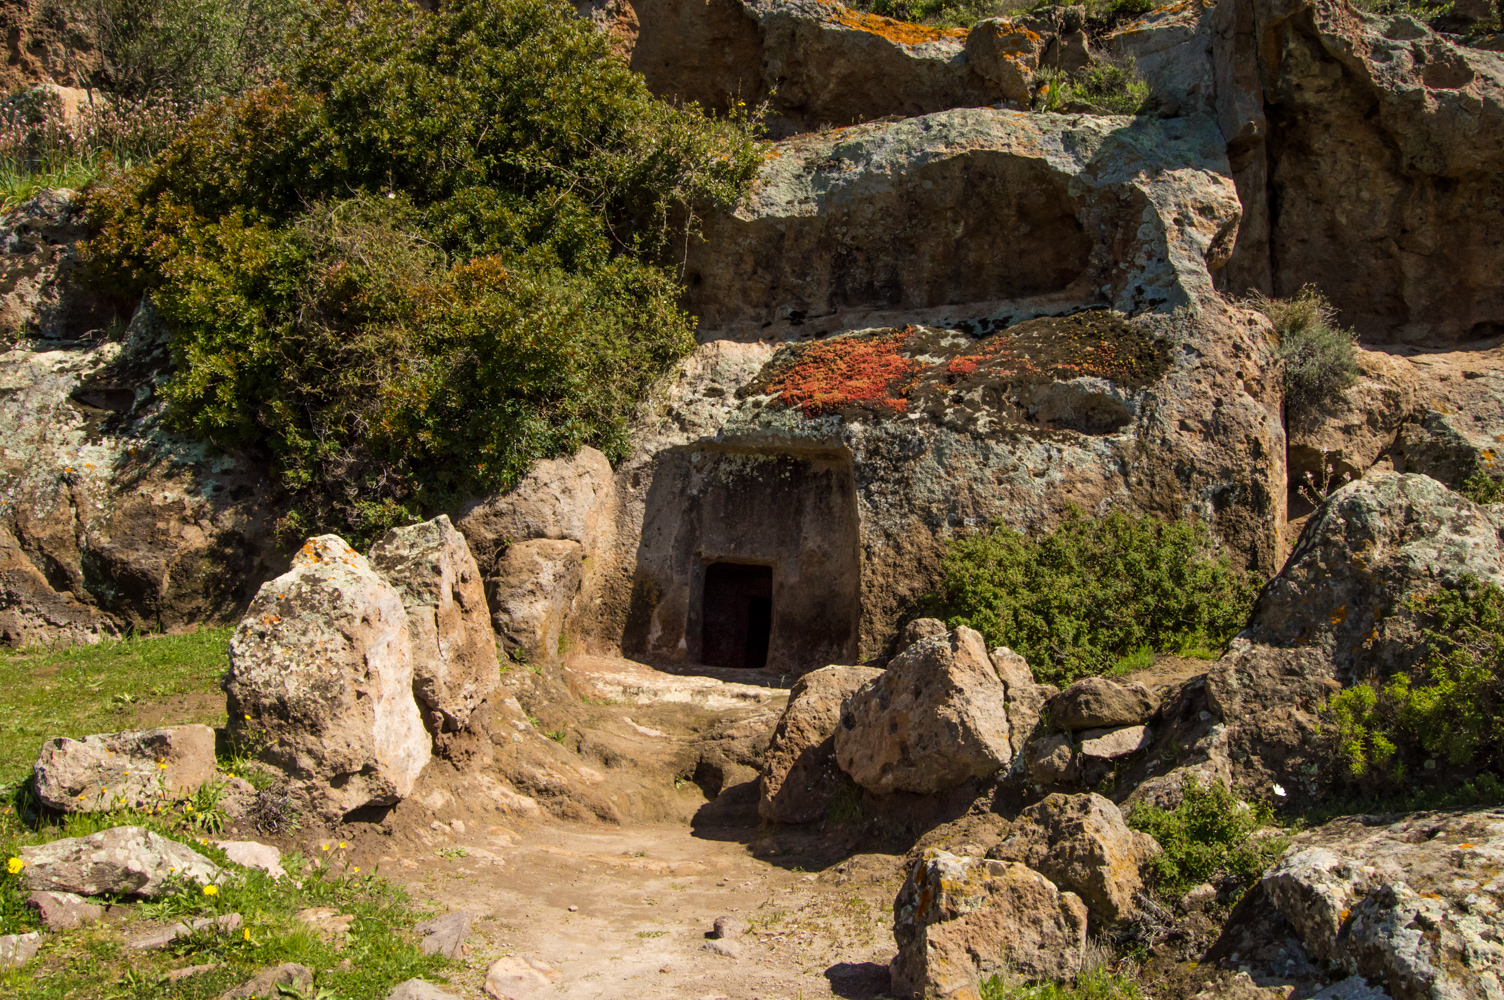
<box><xmin>32</xmin><ymin>724</ymin><xmax>216</xmax><ymax>813</ymax></box>
<box><xmin>20</xmin><ymin>826</ymin><xmax>220</xmax><ymax>898</ymax></box>
<box><xmin>895</xmin><ymin>617</ymin><xmax>948</xmax><ymax>657</ymax></box>
<box><xmin>891</xmin><ymin>849</ymin><xmax>1088</xmax><ymax>999</ymax></box>
<box><xmin>1048</xmin><ymin>677</ymin><xmax>1157</xmax><ymax>731</ymax></box>
<box><xmin>1250</xmin><ymin>473</ymin><xmax>1504</xmax><ymax>668</ymax></box>
<box><xmin>835</xmin><ymin>627</ymin><xmax>1012</xmax><ymax>795</ymax></box>
<box><xmin>488</xmin><ymin>538</ymin><xmax>583</xmax><ymax>665</ymax></box>
<box><xmin>215</xmin><ymin>841</ymin><xmax>286</xmax><ymax>881</ymax></box>
<box><xmin>1025</xmin><ymin>733</ymin><xmax>1079</xmax><ymax>785</ymax></box>
<box><xmin>368</xmin><ymin>515</ymin><xmax>498</xmax><ymax>732</ymax></box>
<box><xmin>987</xmin><ymin>792</ymin><xmax>1160</xmax><ymax>924</ymax></box>
<box><xmin>1392</xmin><ymin>339</ymin><xmax>1504</xmax><ymax>490</ymax></box>
<box><xmin>0</xmin><ymin>931</ymin><xmax>42</xmax><ymax>969</ymax></box>
<box><xmin>759</xmin><ymin>663</ymin><xmax>882</xmax><ymax>823</ymax></box>
<box><xmin>1255</xmin><ymin>810</ymin><xmax>1504</xmax><ymax>1000</ymax></box>
<box><xmin>224</xmin><ymin>535</ymin><xmax>430</xmax><ymax>820</ymax></box>
<box><xmin>25</xmin><ymin>890</ymin><xmax>103</xmax><ymax>931</ymax></box>
<box><xmin>687</xmin><ymin>108</ymin><xmax>1243</xmax><ymax>341</ymax></box>
<box><xmin>0</xmin><ymin>209</ymin><xmax>279</xmax><ymax>648</ymax></box>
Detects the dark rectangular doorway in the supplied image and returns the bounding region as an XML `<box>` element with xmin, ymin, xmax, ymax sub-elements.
<box><xmin>701</xmin><ymin>562</ymin><xmax>773</xmax><ymax>669</ymax></box>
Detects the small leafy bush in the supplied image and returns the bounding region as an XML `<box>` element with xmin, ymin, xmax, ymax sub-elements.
<box><xmin>921</xmin><ymin>508</ymin><xmax>1260</xmax><ymax>685</ymax></box>
<box><xmin>83</xmin><ymin>0</ymin><xmax>762</xmax><ymax>543</ymax></box>
<box><xmin>1251</xmin><ymin>285</ymin><xmax>1360</xmax><ymax>427</ymax></box>
<box><xmin>1035</xmin><ymin>61</ymin><xmax>1151</xmax><ymax>115</ymax></box>
<box><xmin>1461</xmin><ymin>466</ymin><xmax>1504</xmax><ymax>505</ymax></box>
<box><xmin>1325</xmin><ymin>575</ymin><xmax>1504</xmax><ymax>783</ymax></box>
<box><xmin>1128</xmin><ymin>776</ymin><xmax>1287</xmax><ymax>899</ymax></box>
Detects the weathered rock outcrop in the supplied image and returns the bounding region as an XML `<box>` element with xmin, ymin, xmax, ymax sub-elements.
<box><xmin>368</xmin><ymin>515</ymin><xmax>498</xmax><ymax>732</ymax></box>
<box><xmin>891</xmin><ymin>849</ymin><xmax>1088</xmax><ymax>999</ymax></box>
<box><xmin>759</xmin><ymin>663</ymin><xmax>882</xmax><ymax>823</ymax></box>
<box><xmin>33</xmin><ymin>724</ymin><xmax>216</xmax><ymax>813</ymax></box>
<box><xmin>587</xmin><ymin>0</ymin><xmax>1044</xmax><ymax>135</ymax></box>
<box><xmin>687</xmin><ymin>108</ymin><xmax>1241</xmax><ymax>341</ymax></box>
<box><xmin>1220</xmin><ymin>0</ymin><xmax>1504</xmax><ymax>343</ymax></box>
<box><xmin>1250</xmin><ymin>810</ymin><xmax>1504</xmax><ymax>1000</ymax></box>
<box><xmin>20</xmin><ymin>826</ymin><xmax>220</xmax><ymax>898</ymax></box>
<box><xmin>836</xmin><ymin>627</ymin><xmax>1013</xmax><ymax>795</ymax></box>
<box><xmin>0</xmin><ymin>194</ymin><xmax>280</xmax><ymax>647</ymax></box>
<box><xmin>987</xmin><ymin>792</ymin><xmax>1160</xmax><ymax>924</ymax></box>
<box><xmin>225</xmin><ymin>536</ymin><xmax>431</xmax><ymax>820</ymax></box>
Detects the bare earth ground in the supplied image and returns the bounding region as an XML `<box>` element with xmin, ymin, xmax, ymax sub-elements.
<box><xmin>383</xmin><ymin>821</ymin><xmax>901</xmax><ymax>1000</ymax></box>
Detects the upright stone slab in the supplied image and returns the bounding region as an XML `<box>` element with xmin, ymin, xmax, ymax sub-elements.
<box><xmin>368</xmin><ymin>515</ymin><xmax>498</xmax><ymax>732</ymax></box>
<box><xmin>224</xmin><ymin>535</ymin><xmax>430</xmax><ymax>820</ymax></box>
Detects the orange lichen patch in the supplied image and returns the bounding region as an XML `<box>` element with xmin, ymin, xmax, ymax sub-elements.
<box><xmin>756</xmin><ymin>327</ymin><xmax>922</xmax><ymax>418</ymax></box>
<box><xmin>1340</xmin><ymin>908</ymin><xmax>1352</xmax><ymax>922</ymax></box>
<box><xmin>1330</xmin><ymin>606</ymin><xmax>1348</xmax><ymax>624</ymax></box>
<box><xmin>827</xmin><ymin>6</ymin><xmax>967</xmax><ymax>45</ymax></box>
<box><xmin>1459</xmin><ymin>843</ymin><xmax>1476</xmax><ymax>850</ymax></box>
<box><xmin>971</xmin><ymin>19</ymin><xmax>1042</xmax><ymax>51</ymax></box>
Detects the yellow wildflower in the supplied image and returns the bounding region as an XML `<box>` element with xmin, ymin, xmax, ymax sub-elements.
<box><xmin>339</xmin><ymin>842</ymin><xmax>346</xmax><ymax>849</ymax></box>
<box><xmin>6</xmin><ymin>858</ymin><xmax>22</xmax><ymax>875</ymax></box>
<box><xmin>202</xmin><ymin>885</ymin><xmax>219</xmax><ymax>897</ymax></box>
<box><xmin>322</xmin><ymin>844</ymin><xmax>330</xmax><ymax>851</ymax></box>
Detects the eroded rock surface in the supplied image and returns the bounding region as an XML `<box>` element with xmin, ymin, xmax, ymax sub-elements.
<box><xmin>1048</xmin><ymin>678</ymin><xmax>1158</xmax><ymax>731</ymax></box>
<box><xmin>987</xmin><ymin>792</ymin><xmax>1160</xmax><ymax>924</ymax></box>
<box><xmin>835</xmin><ymin>626</ymin><xmax>1012</xmax><ymax>794</ymax></box>
<box><xmin>225</xmin><ymin>536</ymin><xmax>430</xmax><ymax>820</ymax></box>
<box><xmin>33</xmin><ymin>724</ymin><xmax>216</xmax><ymax>813</ymax></box>
<box><xmin>1253</xmin><ymin>810</ymin><xmax>1504</xmax><ymax>1000</ymax></box>
<box><xmin>759</xmin><ymin>663</ymin><xmax>882</xmax><ymax>823</ymax></box>
<box><xmin>20</xmin><ymin>826</ymin><xmax>220</xmax><ymax>898</ymax></box>
<box><xmin>368</xmin><ymin>515</ymin><xmax>498</xmax><ymax>732</ymax></box>
<box><xmin>891</xmin><ymin>849</ymin><xmax>1088</xmax><ymax>999</ymax></box>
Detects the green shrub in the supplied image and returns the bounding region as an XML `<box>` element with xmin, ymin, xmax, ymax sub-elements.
<box><xmin>1251</xmin><ymin>285</ymin><xmax>1360</xmax><ymax>426</ymax></box>
<box><xmin>1127</xmin><ymin>776</ymin><xmax>1286</xmax><ymax>899</ymax></box>
<box><xmin>1324</xmin><ymin>576</ymin><xmax>1504</xmax><ymax>783</ymax></box>
<box><xmin>982</xmin><ymin>967</ymin><xmax>1141</xmax><ymax>1000</ymax></box>
<box><xmin>921</xmin><ymin>508</ymin><xmax>1260</xmax><ymax>685</ymax></box>
<box><xmin>82</xmin><ymin>0</ymin><xmax>762</xmax><ymax>543</ymax></box>
<box><xmin>66</xmin><ymin>0</ymin><xmax>301</xmax><ymax>101</ymax></box>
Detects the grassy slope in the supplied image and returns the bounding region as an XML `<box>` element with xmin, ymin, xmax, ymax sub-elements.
<box><xmin>0</xmin><ymin>630</ymin><xmax>450</xmax><ymax>1000</ymax></box>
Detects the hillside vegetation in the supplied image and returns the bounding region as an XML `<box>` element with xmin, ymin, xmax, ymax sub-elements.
<box><xmin>81</xmin><ymin>0</ymin><xmax>762</xmax><ymax>543</ymax></box>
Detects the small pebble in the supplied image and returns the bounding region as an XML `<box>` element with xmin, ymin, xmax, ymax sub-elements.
<box><xmin>567</xmin><ymin>905</ymin><xmax>578</xmax><ymax>912</ymax></box>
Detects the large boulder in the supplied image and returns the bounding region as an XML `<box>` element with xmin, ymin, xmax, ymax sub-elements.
<box><xmin>1249</xmin><ymin>473</ymin><xmax>1504</xmax><ymax>670</ymax></box>
<box><xmin>33</xmin><ymin>724</ymin><xmax>216</xmax><ymax>813</ymax></box>
<box><xmin>454</xmin><ymin>446</ymin><xmax>617</xmax><ymax>571</ymax></box>
<box><xmin>224</xmin><ymin>535</ymin><xmax>431</xmax><ymax>820</ymax></box>
<box><xmin>987</xmin><ymin>792</ymin><xmax>1160</xmax><ymax>924</ymax></box>
<box><xmin>488</xmin><ymin>538</ymin><xmax>584</xmax><ymax>664</ymax></box>
<box><xmin>1047</xmin><ymin>677</ymin><xmax>1157</xmax><ymax>731</ymax></box>
<box><xmin>991</xmin><ymin>646</ymin><xmax>1053</xmax><ymax>757</ymax></box>
<box><xmin>759</xmin><ymin>664</ymin><xmax>882</xmax><ymax>823</ymax></box>
<box><xmin>891</xmin><ymin>849</ymin><xmax>1088</xmax><ymax>999</ymax></box>
<box><xmin>1252</xmin><ymin>810</ymin><xmax>1504</xmax><ymax>1000</ymax></box>
<box><xmin>835</xmin><ymin>627</ymin><xmax>1013</xmax><ymax>795</ymax></box>
<box><xmin>368</xmin><ymin>515</ymin><xmax>498</xmax><ymax>732</ymax></box>
<box><xmin>20</xmin><ymin>826</ymin><xmax>220</xmax><ymax>898</ymax></box>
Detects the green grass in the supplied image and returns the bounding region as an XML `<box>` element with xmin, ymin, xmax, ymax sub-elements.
<box><xmin>0</xmin><ymin>627</ymin><xmax>449</xmax><ymax>998</ymax></box>
<box><xmin>0</xmin><ymin>157</ymin><xmax>102</xmax><ymax>212</ymax></box>
<box><xmin>0</xmin><ymin>829</ymin><xmax>448</xmax><ymax>999</ymax></box>
<box><xmin>981</xmin><ymin>967</ymin><xmax>1141</xmax><ymax>1000</ymax></box>
<box><xmin>0</xmin><ymin>629</ymin><xmax>232</xmax><ymax>791</ymax></box>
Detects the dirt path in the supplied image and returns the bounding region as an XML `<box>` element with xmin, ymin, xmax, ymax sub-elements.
<box><xmin>389</xmin><ymin>820</ymin><xmax>902</xmax><ymax>999</ymax></box>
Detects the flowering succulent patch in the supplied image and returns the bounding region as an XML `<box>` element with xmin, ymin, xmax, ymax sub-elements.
<box><xmin>743</xmin><ymin>311</ymin><xmax>1169</xmax><ymax>426</ymax></box>
<box><xmin>754</xmin><ymin>327</ymin><xmax>923</xmax><ymax>418</ymax></box>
